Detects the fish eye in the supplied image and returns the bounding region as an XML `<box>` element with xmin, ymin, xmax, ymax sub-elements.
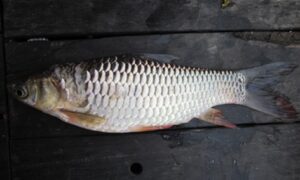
<box><xmin>14</xmin><ymin>86</ymin><xmax>28</xmax><ymax>99</ymax></box>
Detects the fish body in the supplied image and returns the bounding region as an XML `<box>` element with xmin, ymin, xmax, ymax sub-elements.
<box><xmin>10</xmin><ymin>54</ymin><xmax>297</xmax><ymax>133</ymax></box>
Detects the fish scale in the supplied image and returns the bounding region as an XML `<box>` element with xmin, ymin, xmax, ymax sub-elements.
<box><xmin>50</xmin><ymin>55</ymin><xmax>247</xmax><ymax>132</ymax></box>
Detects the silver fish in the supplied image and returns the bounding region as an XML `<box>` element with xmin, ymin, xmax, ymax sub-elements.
<box><xmin>10</xmin><ymin>54</ymin><xmax>298</xmax><ymax>133</ymax></box>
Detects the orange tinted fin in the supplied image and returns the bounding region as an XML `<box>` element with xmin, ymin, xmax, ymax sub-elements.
<box><xmin>197</xmin><ymin>108</ymin><xmax>237</xmax><ymax>128</ymax></box>
<box><xmin>131</xmin><ymin>125</ymin><xmax>173</xmax><ymax>132</ymax></box>
<box><xmin>59</xmin><ymin>109</ymin><xmax>106</xmax><ymax>128</ymax></box>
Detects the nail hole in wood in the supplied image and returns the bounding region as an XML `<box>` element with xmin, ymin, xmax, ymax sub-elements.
<box><xmin>130</xmin><ymin>162</ymin><xmax>143</xmax><ymax>175</ymax></box>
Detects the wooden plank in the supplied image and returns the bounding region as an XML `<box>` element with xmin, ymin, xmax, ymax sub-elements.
<box><xmin>0</xmin><ymin>37</ymin><xmax>5</xmax><ymax>114</ymax></box>
<box><xmin>233</xmin><ymin>31</ymin><xmax>300</xmax><ymax>46</ymax></box>
<box><xmin>10</xmin><ymin>124</ymin><xmax>300</xmax><ymax>180</ymax></box>
<box><xmin>0</xmin><ymin>35</ymin><xmax>10</xmax><ymax>180</ymax></box>
<box><xmin>6</xmin><ymin>33</ymin><xmax>300</xmax><ymax>138</ymax></box>
<box><xmin>0</xmin><ymin>2</ymin><xmax>2</xmax><ymax>33</ymax></box>
<box><xmin>0</xmin><ymin>36</ymin><xmax>8</xmax><ymax>138</ymax></box>
<box><xmin>3</xmin><ymin>0</ymin><xmax>300</xmax><ymax>38</ymax></box>
<box><xmin>0</xmin><ymin>116</ymin><xmax>9</xmax><ymax>180</ymax></box>
<box><xmin>0</xmin><ymin>141</ymin><xmax>10</xmax><ymax>180</ymax></box>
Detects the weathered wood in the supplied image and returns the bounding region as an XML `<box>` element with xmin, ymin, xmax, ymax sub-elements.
<box><xmin>0</xmin><ymin>37</ymin><xmax>5</xmax><ymax>114</ymax></box>
<box><xmin>0</xmin><ymin>141</ymin><xmax>10</xmax><ymax>180</ymax></box>
<box><xmin>11</xmin><ymin>124</ymin><xmax>300</xmax><ymax>180</ymax></box>
<box><xmin>6</xmin><ymin>33</ymin><xmax>300</xmax><ymax>138</ymax></box>
<box><xmin>0</xmin><ymin>105</ymin><xmax>9</xmax><ymax>180</ymax></box>
<box><xmin>233</xmin><ymin>31</ymin><xmax>300</xmax><ymax>46</ymax></box>
<box><xmin>0</xmin><ymin>4</ymin><xmax>2</xmax><ymax>33</ymax></box>
<box><xmin>3</xmin><ymin>0</ymin><xmax>300</xmax><ymax>38</ymax></box>
<box><xmin>0</xmin><ymin>35</ymin><xmax>10</xmax><ymax>180</ymax></box>
<box><xmin>0</xmin><ymin>36</ymin><xmax>8</xmax><ymax>138</ymax></box>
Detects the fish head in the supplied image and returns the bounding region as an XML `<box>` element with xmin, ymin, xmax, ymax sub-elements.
<box><xmin>9</xmin><ymin>76</ymin><xmax>61</xmax><ymax>112</ymax></box>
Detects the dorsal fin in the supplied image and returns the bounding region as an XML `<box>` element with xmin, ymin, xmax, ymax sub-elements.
<box><xmin>138</xmin><ymin>53</ymin><xmax>179</xmax><ymax>63</ymax></box>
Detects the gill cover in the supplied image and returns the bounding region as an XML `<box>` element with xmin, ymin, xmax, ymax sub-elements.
<box><xmin>12</xmin><ymin>77</ymin><xmax>61</xmax><ymax>111</ymax></box>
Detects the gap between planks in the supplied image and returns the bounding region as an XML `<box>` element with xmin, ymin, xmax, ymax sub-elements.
<box><xmin>5</xmin><ymin>29</ymin><xmax>300</xmax><ymax>43</ymax></box>
<box><xmin>10</xmin><ymin>120</ymin><xmax>300</xmax><ymax>141</ymax></box>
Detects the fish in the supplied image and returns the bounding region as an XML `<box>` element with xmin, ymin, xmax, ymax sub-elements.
<box><xmin>10</xmin><ymin>54</ymin><xmax>298</xmax><ymax>133</ymax></box>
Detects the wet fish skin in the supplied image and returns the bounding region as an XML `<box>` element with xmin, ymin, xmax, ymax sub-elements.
<box><xmin>51</xmin><ymin>55</ymin><xmax>246</xmax><ymax>132</ymax></box>
<box><xmin>10</xmin><ymin>54</ymin><xmax>297</xmax><ymax>133</ymax></box>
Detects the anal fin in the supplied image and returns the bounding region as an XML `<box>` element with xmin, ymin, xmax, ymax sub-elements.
<box><xmin>197</xmin><ymin>108</ymin><xmax>237</xmax><ymax>128</ymax></box>
<box><xmin>130</xmin><ymin>125</ymin><xmax>173</xmax><ymax>132</ymax></box>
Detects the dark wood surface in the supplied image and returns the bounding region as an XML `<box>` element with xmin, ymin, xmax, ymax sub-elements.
<box><xmin>1</xmin><ymin>1</ymin><xmax>300</xmax><ymax>180</ymax></box>
<box><xmin>0</xmin><ymin>37</ymin><xmax>5</xmax><ymax>114</ymax></box>
<box><xmin>11</xmin><ymin>124</ymin><xmax>300</xmax><ymax>180</ymax></box>
<box><xmin>0</xmin><ymin>140</ymin><xmax>10</xmax><ymax>180</ymax></box>
<box><xmin>0</xmin><ymin>35</ymin><xmax>10</xmax><ymax>180</ymax></box>
<box><xmin>3</xmin><ymin>0</ymin><xmax>300</xmax><ymax>38</ymax></box>
<box><xmin>0</xmin><ymin>3</ymin><xmax>2</xmax><ymax>32</ymax></box>
<box><xmin>6</xmin><ymin>33</ymin><xmax>300</xmax><ymax>139</ymax></box>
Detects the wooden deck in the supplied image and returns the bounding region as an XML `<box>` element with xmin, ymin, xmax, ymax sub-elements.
<box><xmin>1</xmin><ymin>0</ymin><xmax>300</xmax><ymax>179</ymax></box>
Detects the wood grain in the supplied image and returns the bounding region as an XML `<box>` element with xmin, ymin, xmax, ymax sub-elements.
<box><xmin>0</xmin><ymin>141</ymin><xmax>10</xmax><ymax>180</ymax></box>
<box><xmin>10</xmin><ymin>124</ymin><xmax>300</xmax><ymax>180</ymax></box>
<box><xmin>0</xmin><ymin>36</ymin><xmax>8</xmax><ymax>138</ymax></box>
<box><xmin>0</xmin><ymin>37</ymin><xmax>5</xmax><ymax>114</ymax></box>
<box><xmin>3</xmin><ymin>0</ymin><xmax>300</xmax><ymax>38</ymax></box>
<box><xmin>6</xmin><ymin>33</ymin><xmax>300</xmax><ymax>139</ymax></box>
<box><xmin>0</xmin><ymin>6</ymin><xmax>2</xmax><ymax>32</ymax></box>
<box><xmin>0</xmin><ymin>36</ymin><xmax>10</xmax><ymax>180</ymax></box>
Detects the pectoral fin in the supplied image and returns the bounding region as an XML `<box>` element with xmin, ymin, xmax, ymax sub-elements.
<box><xmin>59</xmin><ymin>109</ymin><xmax>106</xmax><ymax>129</ymax></box>
<box><xmin>197</xmin><ymin>108</ymin><xmax>237</xmax><ymax>128</ymax></box>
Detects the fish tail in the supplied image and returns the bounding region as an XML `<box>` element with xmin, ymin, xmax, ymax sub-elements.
<box><xmin>239</xmin><ymin>62</ymin><xmax>298</xmax><ymax>119</ymax></box>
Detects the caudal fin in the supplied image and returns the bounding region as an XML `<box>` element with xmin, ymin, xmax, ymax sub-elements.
<box><xmin>239</xmin><ymin>62</ymin><xmax>298</xmax><ymax>119</ymax></box>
